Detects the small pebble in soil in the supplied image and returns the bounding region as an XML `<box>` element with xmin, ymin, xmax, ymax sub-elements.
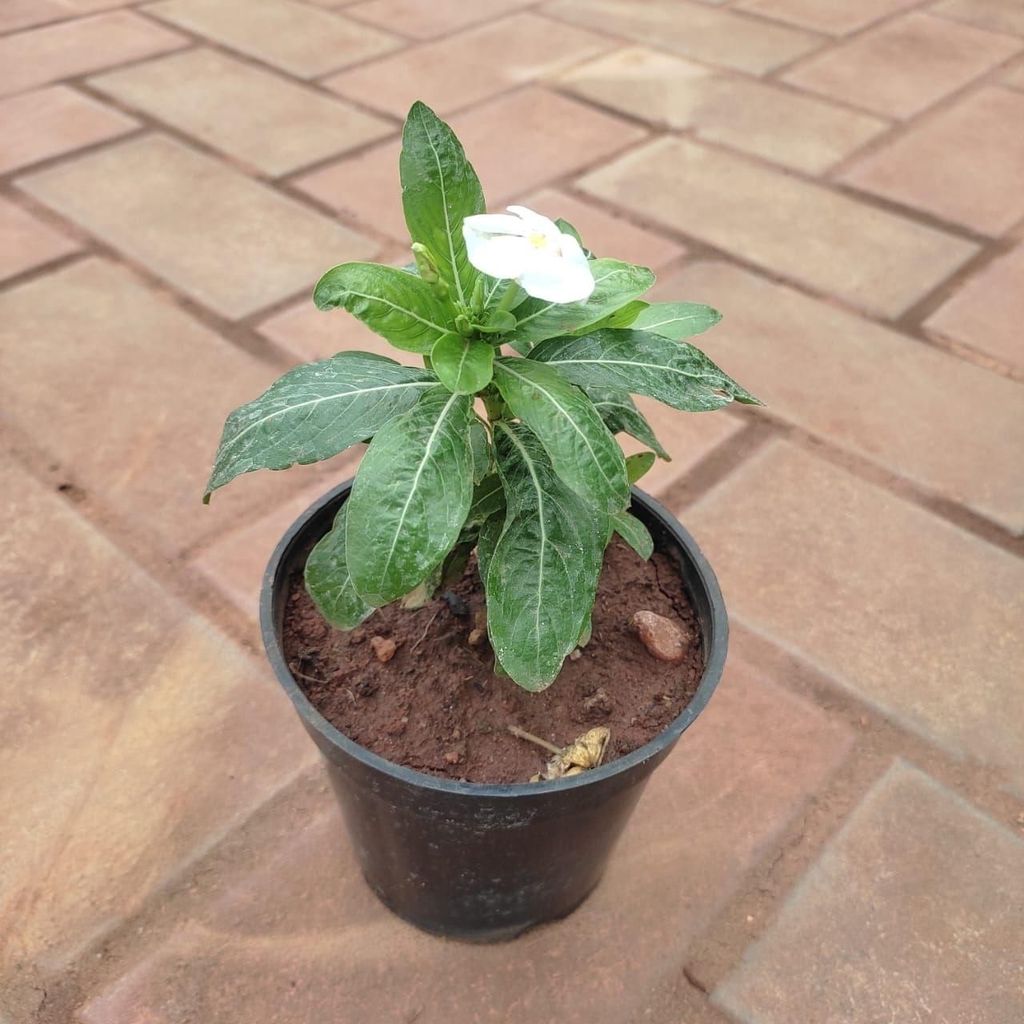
<box><xmin>569</xmin><ymin>648</ymin><xmax>582</xmax><ymax>661</ymax></box>
<box><xmin>467</xmin><ymin>627</ymin><xmax>485</xmax><ymax>646</ymax></box>
<box><xmin>369</xmin><ymin>636</ymin><xmax>397</xmax><ymax>663</ymax></box>
<box><xmin>631</xmin><ymin>610</ymin><xmax>692</xmax><ymax>664</ymax></box>
<box><xmin>443</xmin><ymin>750</ymin><xmax>462</xmax><ymax>765</ymax></box>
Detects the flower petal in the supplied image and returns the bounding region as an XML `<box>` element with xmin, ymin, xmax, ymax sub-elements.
<box><xmin>506</xmin><ymin>205</ymin><xmax>561</xmax><ymax>246</ymax></box>
<box><xmin>465</xmin><ymin>232</ymin><xmax>532</xmax><ymax>279</ymax></box>
<box><xmin>517</xmin><ymin>247</ymin><xmax>595</xmax><ymax>303</ymax></box>
<box><xmin>462</xmin><ymin>213</ymin><xmax>529</xmax><ymax>239</ymax></box>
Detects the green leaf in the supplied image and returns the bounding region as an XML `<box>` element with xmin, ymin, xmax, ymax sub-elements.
<box><xmin>626</xmin><ymin>451</ymin><xmax>656</xmax><ymax>483</ymax></box>
<box><xmin>475</xmin><ymin>507</ymin><xmax>504</xmax><ymax>587</ymax></box>
<box><xmin>587</xmin><ymin>386</ymin><xmax>670</xmax><ymax>461</ymax></box>
<box><xmin>554</xmin><ymin>217</ymin><xmax>582</xmax><ymax>246</ymax></box>
<box><xmin>485</xmin><ymin>423</ymin><xmax>607</xmax><ymax>690</ymax></box>
<box><xmin>571</xmin><ymin>298</ymin><xmax>648</xmax><ymax>335</ymax></box>
<box><xmin>346</xmin><ymin>387</ymin><xmax>475</xmax><ymax>605</ymax></box>
<box><xmin>400</xmin><ymin>101</ymin><xmax>485</xmax><ymax>308</ymax></box>
<box><xmin>205</xmin><ymin>352</ymin><xmax>434</xmax><ymax>499</ymax></box>
<box><xmin>509</xmin><ymin>259</ymin><xmax>655</xmax><ymax>352</ymax></box>
<box><xmin>632</xmin><ymin>301</ymin><xmax>721</xmax><ymax>340</ymax></box>
<box><xmin>469</xmin><ymin>418</ymin><xmax>491</xmax><ymax>483</ymax></box>
<box><xmin>439</xmin><ymin>540</ymin><xmax>473</xmax><ymax>589</ymax></box>
<box><xmin>430</xmin><ymin>333</ymin><xmax>494</xmax><ymax>395</ymax></box>
<box><xmin>314</xmin><ymin>262</ymin><xmax>456</xmax><ymax>354</ymax></box>
<box><xmin>466</xmin><ymin>473</ymin><xmax>505</xmax><ymax>528</ymax></box>
<box><xmin>492</xmin><ymin>357</ymin><xmax>628</xmax><ymax>514</ymax></box>
<box><xmin>304</xmin><ymin>505</ymin><xmax>375</xmax><ymax>629</ymax></box>
<box><xmin>612</xmin><ymin>511</ymin><xmax>653</xmax><ymax>561</ymax></box>
<box><xmin>529</xmin><ymin>328</ymin><xmax>760</xmax><ymax>411</ymax></box>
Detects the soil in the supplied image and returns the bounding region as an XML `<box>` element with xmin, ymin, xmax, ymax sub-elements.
<box><xmin>282</xmin><ymin>536</ymin><xmax>703</xmax><ymax>784</ymax></box>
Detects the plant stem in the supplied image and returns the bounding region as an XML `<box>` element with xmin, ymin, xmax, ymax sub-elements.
<box><xmin>507</xmin><ymin>724</ymin><xmax>562</xmax><ymax>756</ymax></box>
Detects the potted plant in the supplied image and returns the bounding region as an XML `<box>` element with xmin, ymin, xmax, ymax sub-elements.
<box><xmin>205</xmin><ymin>102</ymin><xmax>758</xmax><ymax>941</ymax></box>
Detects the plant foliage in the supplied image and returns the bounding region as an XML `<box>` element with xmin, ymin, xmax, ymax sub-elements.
<box><xmin>206</xmin><ymin>101</ymin><xmax>758</xmax><ymax>691</ymax></box>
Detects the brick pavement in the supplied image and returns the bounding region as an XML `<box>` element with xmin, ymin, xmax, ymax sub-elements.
<box><xmin>0</xmin><ymin>2</ymin><xmax>1021</xmax><ymax>1022</ymax></box>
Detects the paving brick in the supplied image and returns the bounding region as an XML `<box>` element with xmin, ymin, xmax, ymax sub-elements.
<box><xmin>325</xmin><ymin>12</ymin><xmax>610</xmax><ymax>117</ymax></box>
<box><xmin>0</xmin><ymin>259</ymin><xmax>346</xmax><ymax>553</ymax></box>
<box><xmin>1004</xmin><ymin>56</ymin><xmax>1024</xmax><ymax>86</ymax></box>
<box><xmin>543</xmin><ymin>0</ymin><xmax>822</xmax><ymax>74</ymax></box>
<box><xmin>578</xmin><ymin>137</ymin><xmax>977</xmax><ymax>318</ymax></box>
<box><xmin>296</xmin><ymin>89</ymin><xmax>647</xmax><ymax>242</ymax></box>
<box><xmin>620</xmin><ymin>397</ymin><xmax>741</xmax><ymax>496</ymax></box>
<box><xmin>560</xmin><ymin>46</ymin><xmax>889</xmax><ymax>175</ymax></box>
<box><xmin>192</xmin><ymin>473</ymin><xmax>359</xmax><ymax>616</ymax></box>
<box><xmin>684</xmin><ymin>442</ymin><xmax>1024</xmax><ymax>792</ymax></box>
<box><xmin>19</xmin><ymin>134</ymin><xmax>377</xmax><ymax>319</ymax></box>
<box><xmin>933</xmin><ymin>0</ymin><xmax>1024</xmax><ymax>35</ymax></box>
<box><xmin>0</xmin><ymin>0</ymin><xmax>137</xmax><ymax>32</ymax></box>
<box><xmin>520</xmin><ymin>187</ymin><xmax>686</xmax><ymax>270</ymax></box>
<box><xmin>783</xmin><ymin>12</ymin><xmax>1021</xmax><ymax>118</ymax></box>
<box><xmin>148</xmin><ymin>0</ymin><xmax>401</xmax><ymax>78</ymax></box>
<box><xmin>89</xmin><ymin>49</ymin><xmax>392</xmax><ymax>178</ymax></box>
<box><xmin>661</xmin><ymin>260</ymin><xmax>1024</xmax><ymax>531</ymax></box>
<box><xmin>78</xmin><ymin>661</ymin><xmax>852</xmax><ymax>1024</ymax></box>
<box><xmin>735</xmin><ymin>0</ymin><xmax>920</xmax><ymax>34</ymax></box>
<box><xmin>258</xmin><ymin>298</ymin><xmax>421</xmax><ymax>365</ymax></box>
<box><xmin>292</xmin><ymin>137</ymin><xmax>407</xmax><ymax>241</ymax></box>
<box><xmin>715</xmin><ymin>761</ymin><xmax>1024</xmax><ymax>1024</ymax></box>
<box><xmin>842</xmin><ymin>86</ymin><xmax>1024</xmax><ymax>235</ymax></box>
<box><xmin>0</xmin><ymin>196</ymin><xmax>77</xmax><ymax>281</ymax></box>
<box><xmin>0</xmin><ymin>452</ymin><xmax>312</xmax><ymax>972</ymax></box>
<box><xmin>0</xmin><ymin>0</ymin><xmax>71</xmax><ymax>33</ymax></box>
<box><xmin>925</xmin><ymin>244</ymin><xmax>1024</xmax><ymax>372</ymax></box>
<box><xmin>346</xmin><ymin>0</ymin><xmax>536</xmax><ymax>39</ymax></box>
<box><xmin>0</xmin><ymin>12</ymin><xmax>187</xmax><ymax>98</ymax></box>
<box><xmin>0</xmin><ymin>85</ymin><xmax>137</xmax><ymax>176</ymax></box>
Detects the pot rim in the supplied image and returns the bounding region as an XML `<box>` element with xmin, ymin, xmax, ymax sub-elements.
<box><xmin>260</xmin><ymin>479</ymin><xmax>728</xmax><ymax>799</ymax></box>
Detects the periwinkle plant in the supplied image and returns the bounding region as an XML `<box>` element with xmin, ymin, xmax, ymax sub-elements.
<box><xmin>205</xmin><ymin>102</ymin><xmax>758</xmax><ymax>691</ymax></box>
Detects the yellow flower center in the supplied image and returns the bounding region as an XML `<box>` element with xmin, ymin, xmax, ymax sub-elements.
<box><xmin>527</xmin><ymin>231</ymin><xmax>549</xmax><ymax>250</ymax></box>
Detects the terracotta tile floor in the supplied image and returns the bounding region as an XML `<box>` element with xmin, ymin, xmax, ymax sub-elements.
<box><xmin>1</xmin><ymin>2</ymin><xmax>1022</xmax><ymax>1022</ymax></box>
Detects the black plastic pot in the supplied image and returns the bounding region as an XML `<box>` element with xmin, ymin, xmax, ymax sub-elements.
<box><xmin>261</xmin><ymin>481</ymin><xmax>727</xmax><ymax>942</ymax></box>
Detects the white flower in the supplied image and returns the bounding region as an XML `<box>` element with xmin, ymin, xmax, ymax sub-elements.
<box><xmin>462</xmin><ymin>205</ymin><xmax>595</xmax><ymax>304</ymax></box>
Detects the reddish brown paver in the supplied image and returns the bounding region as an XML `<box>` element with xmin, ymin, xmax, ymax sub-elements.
<box><xmin>77</xmin><ymin>662</ymin><xmax>853</xmax><ymax>1024</ymax></box>
<box><xmin>2</xmin><ymin>2</ymin><xmax>1023</xmax><ymax>1020</ymax></box>
<box><xmin>0</xmin><ymin>259</ymin><xmax>345</xmax><ymax>553</ymax></box>
<box><xmin>544</xmin><ymin>0</ymin><xmax>823</xmax><ymax>74</ymax></box>
<box><xmin>89</xmin><ymin>48</ymin><xmax>393</xmax><ymax>177</ymax></box>
<box><xmin>0</xmin><ymin>196</ymin><xmax>78</xmax><ymax>281</ymax></box>
<box><xmin>578</xmin><ymin>136</ymin><xmax>978</xmax><ymax>317</ymax></box>
<box><xmin>559</xmin><ymin>46</ymin><xmax>889</xmax><ymax>174</ymax></box>
<box><xmin>0</xmin><ymin>85</ymin><xmax>137</xmax><ymax>175</ymax></box>
<box><xmin>925</xmin><ymin>243</ymin><xmax>1024</xmax><ymax>372</ymax></box>
<box><xmin>146</xmin><ymin>0</ymin><xmax>401</xmax><ymax>78</ymax></box>
<box><xmin>782</xmin><ymin>12</ymin><xmax>1021</xmax><ymax>119</ymax></box>
<box><xmin>735</xmin><ymin>0</ymin><xmax>919</xmax><ymax>34</ymax></box>
<box><xmin>0</xmin><ymin>12</ymin><xmax>188</xmax><ymax>97</ymax></box>
<box><xmin>520</xmin><ymin>187</ymin><xmax>687</xmax><ymax>270</ymax></box>
<box><xmin>295</xmin><ymin>89</ymin><xmax>648</xmax><ymax>241</ymax></box>
<box><xmin>684</xmin><ymin>442</ymin><xmax>1024</xmax><ymax>793</ymax></box>
<box><xmin>324</xmin><ymin>12</ymin><xmax>611</xmax><ymax>117</ymax></box>
<box><xmin>714</xmin><ymin>761</ymin><xmax>1024</xmax><ymax>1024</ymax></box>
<box><xmin>18</xmin><ymin>134</ymin><xmax>378</xmax><ymax>318</ymax></box>
<box><xmin>0</xmin><ymin>452</ymin><xmax>314</xmax><ymax>974</ymax></box>
<box><xmin>660</xmin><ymin>260</ymin><xmax>1024</xmax><ymax>532</ymax></box>
<box><xmin>346</xmin><ymin>0</ymin><xmax>537</xmax><ymax>39</ymax></box>
<box><xmin>842</xmin><ymin>86</ymin><xmax>1024</xmax><ymax>234</ymax></box>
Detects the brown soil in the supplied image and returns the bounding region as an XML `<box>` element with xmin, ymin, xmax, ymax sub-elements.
<box><xmin>282</xmin><ymin>537</ymin><xmax>703</xmax><ymax>784</ymax></box>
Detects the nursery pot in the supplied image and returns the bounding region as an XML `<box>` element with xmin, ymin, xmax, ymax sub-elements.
<box><xmin>261</xmin><ymin>481</ymin><xmax>728</xmax><ymax>942</ymax></box>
